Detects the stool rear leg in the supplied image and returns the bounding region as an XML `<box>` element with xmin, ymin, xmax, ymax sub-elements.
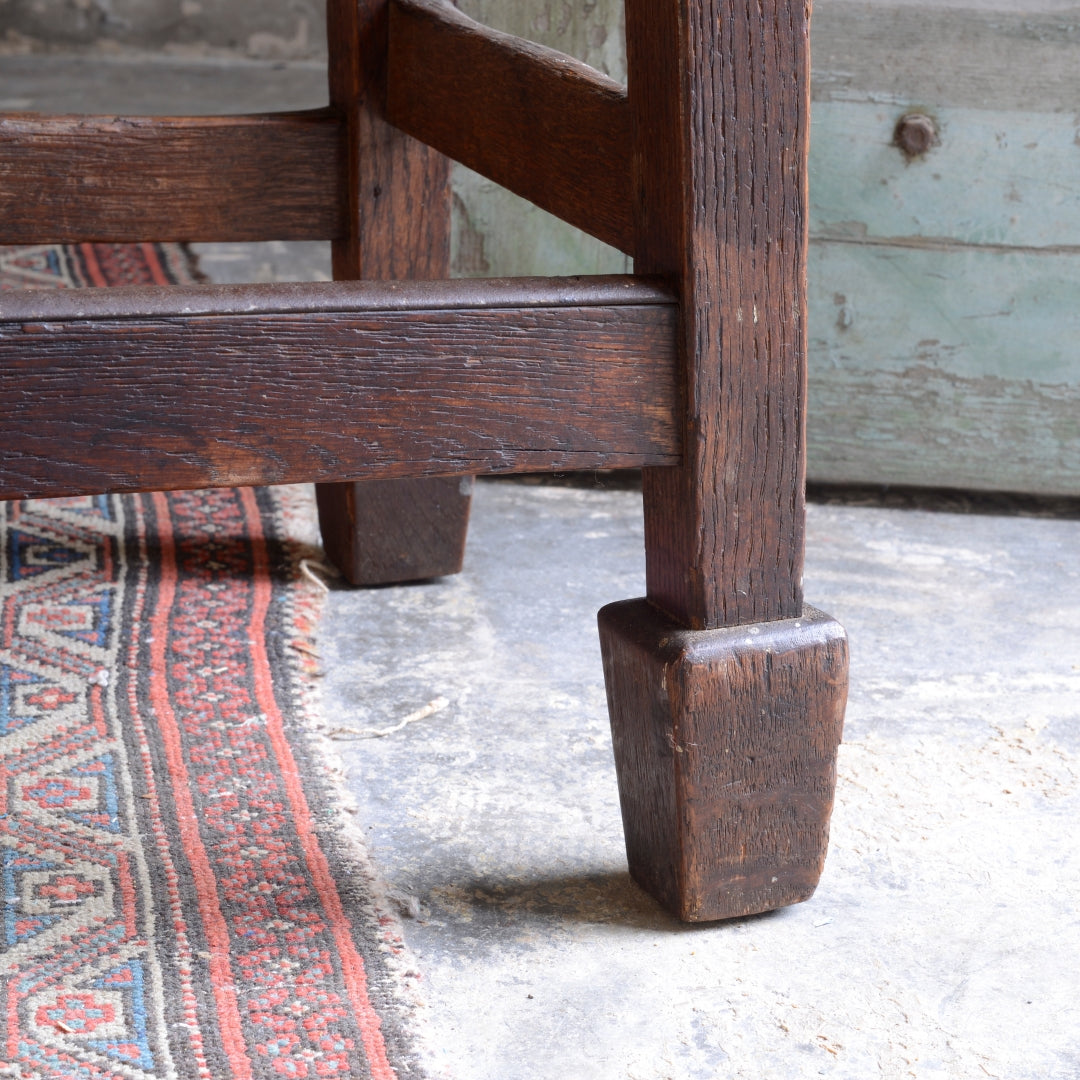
<box><xmin>316</xmin><ymin>476</ymin><xmax>471</xmax><ymax>585</ymax></box>
<box><xmin>599</xmin><ymin>0</ymin><xmax>849</xmax><ymax>920</ymax></box>
<box><xmin>316</xmin><ymin>0</ymin><xmax>472</xmax><ymax>585</ymax></box>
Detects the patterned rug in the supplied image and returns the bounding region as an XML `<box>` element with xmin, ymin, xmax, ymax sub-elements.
<box><xmin>1</xmin><ymin>246</ymin><xmax>425</xmax><ymax>1080</ymax></box>
<box><xmin>0</xmin><ymin>242</ymin><xmax>199</xmax><ymax>291</ymax></box>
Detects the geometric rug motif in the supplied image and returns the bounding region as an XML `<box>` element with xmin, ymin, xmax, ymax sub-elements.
<box><xmin>0</xmin><ymin>488</ymin><xmax>421</xmax><ymax>1080</ymax></box>
<box><xmin>0</xmin><ymin>242</ymin><xmax>199</xmax><ymax>292</ymax></box>
<box><xmin>2</xmin><ymin>245</ymin><xmax>425</xmax><ymax>1080</ymax></box>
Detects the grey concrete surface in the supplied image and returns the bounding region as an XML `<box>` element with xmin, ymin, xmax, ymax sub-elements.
<box><xmin>318</xmin><ymin>480</ymin><xmax>1080</xmax><ymax>1080</ymax></box>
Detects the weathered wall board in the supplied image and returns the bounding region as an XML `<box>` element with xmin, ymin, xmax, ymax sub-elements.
<box><xmin>809</xmin><ymin>244</ymin><xmax>1080</xmax><ymax>492</ymax></box>
<box><xmin>806</xmin><ymin>0</ymin><xmax>1080</xmax><ymax>494</ymax></box>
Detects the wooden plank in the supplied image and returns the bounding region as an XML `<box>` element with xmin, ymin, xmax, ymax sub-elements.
<box><xmin>387</xmin><ymin>0</ymin><xmax>634</xmax><ymax>255</ymax></box>
<box><xmin>810</xmin><ymin>102</ymin><xmax>1080</xmax><ymax>252</ymax></box>
<box><xmin>630</xmin><ymin>0</ymin><xmax>810</xmax><ymax>629</ymax></box>
<box><xmin>319</xmin><ymin>0</ymin><xmax>466</xmax><ymax>585</ymax></box>
<box><xmin>807</xmin><ymin>242</ymin><xmax>1080</xmax><ymax>494</ymax></box>
<box><xmin>0</xmin><ymin>277</ymin><xmax>679</xmax><ymax>499</ymax></box>
<box><xmin>802</xmin><ymin>0</ymin><xmax>1080</xmax><ymax>495</ymax></box>
<box><xmin>811</xmin><ymin>0</ymin><xmax>1080</xmax><ymax>112</ymax></box>
<box><xmin>0</xmin><ymin>110</ymin><xmax>345</xmax><ymax>244</ymax></box>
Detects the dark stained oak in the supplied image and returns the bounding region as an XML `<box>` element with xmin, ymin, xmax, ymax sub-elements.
<box><xmin>326</xmin><ymin>0</ymin><xmax>450</xmax><ymax>284</ymax></box>
<box><xmin>0</xmin><ymin>111</ymin><xmax>344</xmax><ymax>244</ymax></box>
<box><xmin>596</xmin><ymin>0</ymin><xmax>848</xmax><ymax>922</ymax></box>
<box><xmin>598</xmin><ymin>599</ymin><xmax>849</xmax><ymax>921</ymax></box>
<box><xmin>0</xmin><ymin>276</ymin><xmax>679</xmax><ymax>499</ymax></box>
<box><xmin>628</xmin><ymin>0</ymin><xmax>812</xmax><ymax>629</ymax></box>
<box><xmin>317</xmin><ymin>0</ymin><xmax>469</xmax><ymax>585</ymax></box>
<box><xmin>316</xmin><ymin>475</ymin><xmax>473</xmax><ymax>585</ymax></box>
<box><xmin>387</xmin><ymin>0</ymin><xmax>633</xmax><ymax>254</ymax></box>
<box><xmin>0</xmin><ymin>274</ymin><xmax>666</xmax><ymax>319</ymax></box>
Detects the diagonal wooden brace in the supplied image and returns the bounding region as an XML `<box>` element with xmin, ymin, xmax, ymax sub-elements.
<box><xmin>387</xmin><ymin>0</ymin><xmax>633</xmax><ymax>253</ymax></box>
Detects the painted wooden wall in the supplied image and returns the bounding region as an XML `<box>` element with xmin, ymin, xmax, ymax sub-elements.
<box><xmin>453</xmin><ymin>0</ymin><xmax>1080</xmax><ymax>495</ymax></box>
<box><xmin>807</xmin><ymin>0</ymin><xmax>1080</xmax><ymax>495</ymax></box>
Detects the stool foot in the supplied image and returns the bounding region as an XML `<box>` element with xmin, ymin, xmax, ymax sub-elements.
<box><xmin>598</xmin><ymin>599</ymin><xmax>848</xmax><ymax>922</ymax></box>
<box><xmin>316</xmin><ymin>477</ymin><xmax>473</xmax><ymax>586</ymax></box>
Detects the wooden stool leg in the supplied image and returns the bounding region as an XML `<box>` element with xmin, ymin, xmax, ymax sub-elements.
<box><xmin>316</xmin><ymin>0</ymin><xmax>472</xmax><ymax>585</ymax></box>
<box><xmin>601</xmin><ymin>0</ymin><xmax>849</xmax><ymax>920</ymax></box>
<box><xmin>316</xmin><ymin>475</ymin><xmax>472</xmax><ymax>584</ymax></box>
<box><xmin>599</xmin><ymin>601</ymin><xmax>848</xmax><ymax>921</ymax></box>
<box><xmin>318</xmin><ymin>477</ymin><xmax>471</xmax><ymax>585</ymax></box>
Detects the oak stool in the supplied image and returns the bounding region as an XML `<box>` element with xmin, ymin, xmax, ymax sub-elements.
<box><xmin>0</xmin><ymin>0</ymin><xmax>849</xmax><ymax>921</ymax></box>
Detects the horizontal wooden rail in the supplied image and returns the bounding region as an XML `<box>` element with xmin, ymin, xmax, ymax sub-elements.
<box><xmin>387</xmin><ymin>0</ymin><xmax>634</xmax><ymax>255</ymax></box>
<box><xmin>0</xmin><ymin>110</ymin><xmax>345</xmax><ymax>244</ymax></box>
<box><xmin>1</xmin><ymin>276</ymin><xmax>678</xmax><ymax>499</ymax></box>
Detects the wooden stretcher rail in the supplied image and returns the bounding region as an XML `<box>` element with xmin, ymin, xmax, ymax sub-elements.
<box><xmin>0</xmin><ymin>110</ymin><xmax>345</xmax><ymax>244</ymax></box>
<box><xmin>0</xmin><ymin>276</ymin><xmax>679</xmax><ymax>499</ymax></box>
<box><xmin>387</xmin><ymin>0</ymin><xmax>634</xmax><ymax>255</ymax></box>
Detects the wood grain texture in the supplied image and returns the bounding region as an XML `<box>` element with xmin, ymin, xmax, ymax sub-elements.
<box><xmin>803</xmin><ymin>72</ymin><xmax>1080</xmax><ymax>495</ymax></box>
<box><xmin>318</xmin><ymin>0</ymin><xmax>468</xmax><ymax>585</ymax></box>
<box><xmin>628</xmin><ymin>0</ymin><xmax>811</xmax><ymax>629</ymax></box>
<box><xmin>0</xmin><ymin>277</ymin><xmax>679</xmax><ymax>499</ymax></box>
<box><xmin>316</xmin><ymin>475</ymin><xmax>473</xmax><ymax>585</ymax></box>
<box><xmin>811</xmin><ymin>0</ymin><xmax>1080</xmax><ymax>113</ymax></box>
<box><xmin>808</xmin><ymin>353</ymin><xmax>1080</xmax><ymax>496</ymax></box>
<box><xmin>809</xmin><ymin>103</ymin><xmax>1080</xmax><ymax>254</ymax></box>
<box><xmin>327</xmin><ymin>0</ymin><xmax>450</xmax><ymax>281</ymax></box>
<box><xmin>387</xmin><ymin>0</ymin><xmax>633</xmax><ymax>254</ymax></box>
<box><xmin>807</xmin><ymin>242</ymin><xmax>1080</xmax><ymax>495</ymax></box>
<box><xmin>0</xmin><ymin>111</ymin><xmax>344</xmax><ymax>243</ymax></box>
<box><xmin>598</xmin><ymin>598</ymin><xmax>848</xmax><ymax>921</ymax></box>
<box><xmin>0</xmin><ymin>274</ymin><xmax>668</xmax><ymax>319</ymax></box>
<box><xmin>805</xmin><ymin>0</ymin><xmax>1080</xmax><ymax>498</ymax></box>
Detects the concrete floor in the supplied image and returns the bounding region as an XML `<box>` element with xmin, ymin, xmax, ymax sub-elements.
<box><xmin>320</xmin><ymin>480</ymin><xmax>1080</xmax><ymax>1080</ymax></box>
<box><xmin>10</xmin><ymin>53</ymin><xmax>1080</xmax><ymax>1079</ymax></box>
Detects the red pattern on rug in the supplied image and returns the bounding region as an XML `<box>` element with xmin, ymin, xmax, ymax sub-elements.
<box><xmin>1</xmin><ymin>246</ymin><xmax>421</xmax><ymax>1080</ymax></box>
<box><xmin>0</xmin><ymin>242</ymin><xmax>196</xmax><ymax>290</ymax></box>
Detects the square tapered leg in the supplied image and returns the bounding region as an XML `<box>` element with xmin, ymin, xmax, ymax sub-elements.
<box><xmin>316</xmin><ymin>476</ymin><xmax>472</xmax><ymax>586</ymax></box>
<box><xmin>598</xmin><ymin>599</ymin><xmax>848</xmax><ymax>921</ymax></box>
